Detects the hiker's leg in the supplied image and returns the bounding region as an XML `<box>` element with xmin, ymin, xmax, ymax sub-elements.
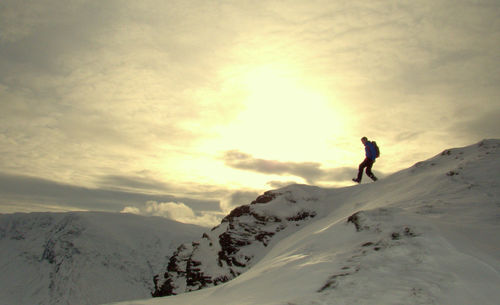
<box><xmin>357</xmin><ymin>159</ymin><xmax>369</xmax><ymax>181</ymax></box>
<box><xmin>365</xmin><ymin>160</ymin><xmax>377</xmax><ymax>181</ymax></box>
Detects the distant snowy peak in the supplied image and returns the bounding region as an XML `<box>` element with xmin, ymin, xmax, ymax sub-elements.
<box><xmin>0</xmin><ymin>212</ymin><xmax>205</xmax><ymax>305</ymax></box>
<box><xmin>152</xmin><ymin>186</ymin><xmax>325</xmax><ymax>297</ymax></box>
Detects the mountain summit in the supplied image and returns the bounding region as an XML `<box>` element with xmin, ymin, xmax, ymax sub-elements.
<box><xmin>142</xmin><ymin>139</ymin><xmax>500</xmax><ymax>305</ymax></box>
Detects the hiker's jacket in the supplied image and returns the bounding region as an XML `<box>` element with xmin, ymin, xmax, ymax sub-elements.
<box><xmin>365</xmin><ymin>141</ymin><xmax>377</xmax><ymax>161</ymax></box>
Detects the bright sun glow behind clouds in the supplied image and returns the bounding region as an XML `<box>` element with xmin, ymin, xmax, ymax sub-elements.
<box><xmin>211</xmin><ymin>64</ymin><xmax>346</xmax><ymax>163</ymax></box>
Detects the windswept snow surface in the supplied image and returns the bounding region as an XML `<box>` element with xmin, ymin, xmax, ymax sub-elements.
<box><xmin>0</xmin><ymin>212</ymin><xmax>205</xmax><ymax>305</ymax></box>
<box><xmin>110</xmin><ymin>139</ymin><xmax>500</xmax><ymax>305</ymax></box>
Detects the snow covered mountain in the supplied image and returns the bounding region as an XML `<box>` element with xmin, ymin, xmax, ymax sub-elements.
<box><xmin>0</xmin><ymin>211</ymin><xmax>205</xmax><ymax>305</ymax></box>
<box><xmin>112</xmin><ymin>139</ymin><xmax>500</xmax><ymax>305</ymax></box>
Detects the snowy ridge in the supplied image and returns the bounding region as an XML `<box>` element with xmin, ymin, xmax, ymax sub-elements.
<box><xmin>112</xmin><ymin>139</ymin><xmax>500</xmax><ymax>305</ymax></box>
<box><xmin>0</xmin><ymin>212</ymin><xmax>205</xmax><ymax>305</ymax></box>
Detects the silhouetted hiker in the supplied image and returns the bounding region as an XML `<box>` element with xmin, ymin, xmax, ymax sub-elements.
<box><xmin>352</xmin><ymin>137</ymin><xmax>378</xmax><ymax>183</ymax></box>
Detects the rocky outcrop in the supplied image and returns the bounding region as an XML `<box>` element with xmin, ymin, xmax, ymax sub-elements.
<box><xmin>153</xmin><ymin>187</ymin><xmax>320</xmax><ymax>297</ymax></box>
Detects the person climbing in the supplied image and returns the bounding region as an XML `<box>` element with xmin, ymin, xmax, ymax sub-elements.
<box><xmin>352</xmin><ymin>136</ymin><xmax>378</xmax><ymax>183</ymax></box>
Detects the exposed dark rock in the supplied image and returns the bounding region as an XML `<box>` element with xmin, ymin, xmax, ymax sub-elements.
<box><xmin>392</xmin><ymin>227</ymin><xmax>418</xmax><ymax>240</ymax></box>
<box><xmin>186</xmin><ymin>258</ymin><xmax>212</xmax><ymax>290</ymax></box>
<box><xmin>317</xmin><ymin>272</ymin><xmax>353</xmax><ymax>292</ymax></box>
<box><xmin>404</xmin><ymin>227</ymin><xmax>416</xmax><ymax>237</ymax></box>
<box><xmin>255</xmin><ymin>231</ymin><xmax>275</xmax><ymax>246</ymax></box>
<box><xmin>219</xmin><ymin>232</ymin><xmax>251</xmax><ymax>258</ymax></box>
<box><xmin>222</xmin><ymin>204</ymin><xmax>282</xmax><ymax>224</ymax></box>
<box><xmin>347</xmin><ymin>212</ymin><xmax>363</xmax><ymax>231</ymax></box>
<box><xmin>213</xmin><ymin>275</ymin><xmax>230</xmax><ymax>286</ymax></box>
<box><xmin>251</xmin><ymin>191</ymin><xmax>281</xmax><ymax>204</ymax></box>
<box><xmin>287</xmin><ymin>211</ymin><xmax>317</xmax><ymax>221</ymax></box>
<box><xmin>222</xmin><ymin>205</ymin><xmax>251</xmax><ymax>223</ymax></box>
<box><xmin>152</xmin><ymin>275</ymin><xmax>176</xmax><ymax>297</ymax></box>
<box><xmin>41</xmin><ymin>240</ymin><xmax>56</xmax><ymax>264</ymax></box>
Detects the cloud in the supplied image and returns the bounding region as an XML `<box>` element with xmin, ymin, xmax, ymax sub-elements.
<box><xmin>121</xmin><ymin>201</ymin><xmax>224</xmax><ymax>227</ymax></box>
<box><xmin>0</xmin><ymin>171</ymin><xmax>252</xmax><ymax>227</ymax></box>
<box><xmin>223</xmin><ymin>150</ymin><xmax>357</xmax><ymax>184</ymax></box>
<box><xmin>96</xmin><ymin>175</ymin><xmax>172</xmax><ymax>193</ymax></box>
<box><xmin>121</xmin><ymin>206</ymin><xmax>140</xmax><ymax>214</ymax></box>
<box><xmin>450</xmin><ymin>108</ymin><xmax>500</xmax><ymax>141</ymax></box>
<box><xmin>0</xmin><ymin>0</ymin><xmax>498</xmax><ymax>207</ymax></box>
<box><xmin>219</xmin><ymin>191</ymin><xmax>260</xmax><ymax>213</ymax></box>
<box><xmin>0</xmin><ymin>172</ymin><xmax>219</xmax><ymax>214</ymax></box>
<box><xmin>223</xmin><ymin>150</ymin><xmax>322</xmax><ymax>183</ymax></box>
<box><xmin>322</xmin><ymin>167</ymin><xmax>360</xmax><ymax>182</ymax></box>
<box><xmin>0</xmin><ymin>0</ymin><xmax>246</xmax><ymax>189</ymax></box>
<box><xmin>145</xmin><ymin>201</ymin><xmax>196</xmax><ymax>220</ymax></box>
<box><xmin>266</xmin><ymin>180</ymin><xmax>300</xmax><ymax>189</ymax></box>
<box><xmin>393</xmin><ymin>131</ymin><xmax>423</xmax><ymax>142</ymax></box>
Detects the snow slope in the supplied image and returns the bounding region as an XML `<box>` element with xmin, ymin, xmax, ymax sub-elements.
<box><xmin>110</xmin><ymin>139</ymin><xmax>500</xmax><ymax>305</ymax></box>
<box><xmin>0</xmin><ymin>212</ymin><xmax>205</xmax><ymax>305</ymax></box>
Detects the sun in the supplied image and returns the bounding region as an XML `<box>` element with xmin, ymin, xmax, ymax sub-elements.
<box><xmin>185</xmin><ymin>64</ymin><xmax>352</xmax><ymax>189</ymax></box>
<box><xmin>218</xmin><ymin>64</ymin><xmax>346</xmax><ymax>162</ymax></box>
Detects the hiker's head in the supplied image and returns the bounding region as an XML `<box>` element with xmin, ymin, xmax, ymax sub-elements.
<box><xmin>361</xmin><ymin>136</ymin><xmax>368</xmax><ymax>144</ymax></box>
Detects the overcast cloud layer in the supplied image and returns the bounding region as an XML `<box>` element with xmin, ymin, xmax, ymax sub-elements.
<box><xmin>1</xmin><ymin>0</ymin><xmax>499</xmax><ymax>225</ymax></box>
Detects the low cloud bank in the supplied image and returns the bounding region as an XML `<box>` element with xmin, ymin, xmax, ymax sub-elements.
<box><xmin>121</xmin><ymin>200</ymin><xmax>224</xmax><ymax>227</ymax></box>
<box><xmin>122</xmin><ymin>190</ymin><xmax>262</xmax><ymax>227</ymax></box>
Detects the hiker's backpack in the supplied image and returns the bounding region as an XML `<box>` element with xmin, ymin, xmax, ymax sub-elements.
<box><xmin>372</xmin><ymin>141</ymin><xmax>380</xmax><ymax>158</ymax></box>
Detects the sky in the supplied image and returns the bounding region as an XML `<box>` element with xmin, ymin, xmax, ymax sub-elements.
<box><xmin>1</xmin><ymin>0</ymin><xmax>499</xmax><ymax>226</ymax></box>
